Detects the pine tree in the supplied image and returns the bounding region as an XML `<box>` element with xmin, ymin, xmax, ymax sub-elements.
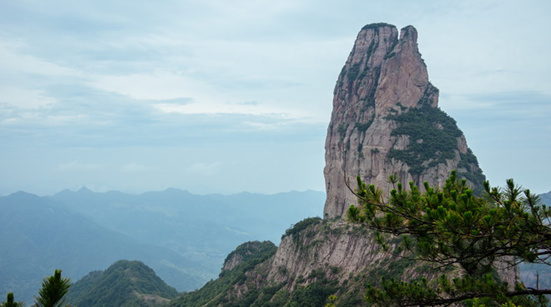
<box><xmin>1</xmin><ymin>292</ymin><xmax>24</xmax><ymax>307</ymax></box>
<box><xmin>347</xmin><ymin>170</ymin><xmax>551</xmax><ymax>306</ymax></box>
<box><xmin>34</xmin><ymin>270</ymin><xmax>71</xmax><ymax>307</ymax></box>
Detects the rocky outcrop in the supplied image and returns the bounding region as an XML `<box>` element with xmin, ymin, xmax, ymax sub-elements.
<box><xmin>173</xmin><ymin>218</ymin><xmax>446</xmax><ymax>306</ymax></box>
<box><xmin>324</xmin><ymin>23</ymin><xmax>484</xmax><ymax>218</ymax></box>
<box><xmin>222</xmin><ymin>241</ymin><xmax>276</xmax><ymax>272</ymax></box>
<box><xmin>172</xmin><ymin>24</ymin><xmax>515</xmax><ymax>307</ymax></box>
<box><xmin>268</xmin><ymin>219</ymin><xmax>420</xmax><ymax>286</ymax></box>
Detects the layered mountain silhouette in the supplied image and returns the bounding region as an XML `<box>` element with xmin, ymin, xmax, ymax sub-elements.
<box><xmin>0</xmin><ymin>188</ymin><xmax>323</xmax><ymax>304</ymax></box>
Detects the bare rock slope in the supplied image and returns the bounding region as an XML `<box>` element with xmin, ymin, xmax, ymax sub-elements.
<box><xmin>324</xmin><ymin>23</ymin><xmax>484</xmax><ymax>218</ymax></box>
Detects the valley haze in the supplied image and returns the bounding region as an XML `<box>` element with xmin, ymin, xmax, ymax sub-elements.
<box><xmin>0</xmin><ymin>188</ymin><xmax>325</xmax><ymax>304</ymax></box>
<box><xmin>1</xmin><ymin>0</ymin><xmax>550</xmax><ymax>196</ymax></box>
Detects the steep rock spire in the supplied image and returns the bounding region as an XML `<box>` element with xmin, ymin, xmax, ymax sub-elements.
<box><xmin>324</xmin><ymin>24</ymin><xmax>484</xmax><ymax>218</ymax></box>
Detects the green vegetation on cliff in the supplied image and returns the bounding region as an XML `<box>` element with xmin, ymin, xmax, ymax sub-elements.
<box><xmin>361</xmin><ymin>22</ymin><xmax>394</xmax><ymax>31</ymax></box>
<box><xmin>282</xmin><ymin>217</ymin><xmax>322</xmax><ymax>239</ymax></box>
<box><xmin>386</xmin><ymin>102</ymin><xmax>485</xmax><ymax>191</ymax></box>
<box><xmin>170</xmin><ymin>218</ymin><xmax>432</xmax><ymax>307</ymax></box>
<box><xmin>170</xmin><ymin>241</ymin><xmax>277</xmax><ymax>307</ymax></box>
<box><xmin>387</xmin><ymin>104</ymin><xmax>463</xmax><ymax>174</ymax></box>
<box><xmin>348</xmin><ymin>171</ymin><xmax>551</xmax><ymax>306</ymax></box>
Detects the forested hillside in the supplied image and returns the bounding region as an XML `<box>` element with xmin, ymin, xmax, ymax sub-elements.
<box><xmin>66</xmin><ymin>260</ymin><xmax>178</xmax><ymax>307</ymax></box>
<box><xmin>0</xmin><ymin>192</ymin><xmax>200</xmax><ymax>304</ymax></box>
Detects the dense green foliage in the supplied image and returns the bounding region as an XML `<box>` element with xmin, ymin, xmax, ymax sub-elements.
<box><xmin>288</xmin><ymin>276</ymin><xmax>340</xmax><ymax>307</ymax></box>
<box><xmin>457</xmin><ymin>150</ymin><xmax>487</xmax><ymax>194</ymax></box>
<box><xmin>347</xmin><ymin>62</ymin><xmax>362</xmax><ymax>81</ymax></box>
<box><xmin>386</xmin><ymin>100</ymin><xmax>485</xmax><ymax>193</ymax></box>
<box><xmin>66</xmin><ymin>260</ymin><xmax>178</xmax><ymax>307</ymax></box>
<box><xmin>0</xmin><ymin>293</ymin><xmax>24</xmax><ymax>307</ymax></box>
<box><xmin>387</xmin><ymin>105</ymin><xmax>463</xmax><ymax>174</ymax></box>
<box><xmin>1</xmin><ymin>271</ymin><xmax>70</xmax><ymax>307</ymax></box>
<box><xmin>35</xmin><ymin>270</ymin><xmax>71</xmax><ymax>307</ymax></box>
<box><xmin>282</xmin><ymin>217</ymin><xmax>322</xmax><ymax>239</ymax></box>
<box><xmin>222</xmin><ymin>241</ymin><xmax>278</xmax><ymax>270</ymax></box>
<box><xmin>361</xmin><ymin>22</ymin><xmax>394</xmax><ymax>31</ymax></box>
<box><xmin>348</xmin><ymin>171</ymin><xmax>551</xmax><ymax>306</ymax></box>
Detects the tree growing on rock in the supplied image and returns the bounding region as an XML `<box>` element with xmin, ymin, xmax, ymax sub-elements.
<box><xmin>347</xmin><ymin>170</ymin><xmax>551</xmax><ymax>306</ymax></box>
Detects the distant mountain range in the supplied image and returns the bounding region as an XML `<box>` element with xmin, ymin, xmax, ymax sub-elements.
<box><xmin>0</xmin><ymin>188</ymin><xmax>324</xmax><ymax>305</ymax></box>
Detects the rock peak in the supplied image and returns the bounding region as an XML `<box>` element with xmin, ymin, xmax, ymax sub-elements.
<box><xmin>323</xmin><ymin>24</ymin><xmax>484</xmax><ymax>218</ymax></box>
<box><xmin>361</xmin><ymin>22</ymin><xmax>395</xmax><ymax>30</ymax></box>
<box><xmin>400</xmin><ymin>25</ymin><xmax>418</xmax><ymax>43</ymax></box>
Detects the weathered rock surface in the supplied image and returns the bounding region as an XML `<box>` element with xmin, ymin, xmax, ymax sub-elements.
<box><xmin>173</xmin><ymin>219</ymin><xmax>442</xmax><ymax>306</ymax></box>
<box><xmin>172</xmin><ymin>24</ymin><xmax>517</xmax><ymax>307</ymax></box>
<box><xmin>267</xmin><ymin>219</ymin><xmax>415</xmax><ymax>286</ymax></box>
<box><xmin>324</xmin><ymin>23</ymin><xmax>484</xmax><ymax>218</ymax></box>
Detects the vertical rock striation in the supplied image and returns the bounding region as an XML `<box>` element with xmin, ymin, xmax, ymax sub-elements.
<box><xmin>173</xmin><ymin>24</ymin><xmax>518</xmax><ymax>307</ymax></box>
<box><xmin>324</xmin><ymin>23</ymin><xmax>484</xmax><ymax>218</ymax></box>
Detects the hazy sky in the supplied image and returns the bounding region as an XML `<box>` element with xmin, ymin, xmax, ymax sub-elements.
<box><xmin>1</xmin><ymin>0</ymin><xmax>550</xmax><ymax>196</ymax></box>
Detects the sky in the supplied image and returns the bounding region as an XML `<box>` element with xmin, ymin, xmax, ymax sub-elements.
<box><xmin>1</xmin><ymin>0</ymin><xmax>550</xmax><ymax>196</ymax></box>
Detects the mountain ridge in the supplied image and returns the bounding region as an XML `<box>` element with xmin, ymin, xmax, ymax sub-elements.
<box><xmin>66</xmin><ymin>260</ymin><xmax>179</xmax><ymax>307</ymax></box>
<box><xmin>1</xmin><ymin>188</ymin><xmax>323</xmax><ymax>305</ymax></box>
<box><xmin>0</xmin><ymin>191</ymin><xmax>202</xmax><ymax>304</ymax></box>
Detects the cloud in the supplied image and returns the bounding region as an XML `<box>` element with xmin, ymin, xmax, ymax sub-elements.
<box><xmin>241</xmin><ymin>121</ymin><xmax>282</xmax><ymax>131</ymax></box>
<box><xmin>417</xmin><ymin>1</ymin><xmax>551</xmax><ymax>106</ymax></box>
<box><xmin>121</xmin><ymin>162</ymin><xmax>154</xmax><ymax>173</ymax></box>
<box><xmin>442</xmin><ymin>90</ymin><xmax>551</xmax><ymax>117</ymax></box>
<box><xmin>0</xmin><ymin>41</ymin><xmax>81</xmax><ymax>110</ymax></box>
<box><xmin>0</xmin><ymin>87</ymin><xmax>57</xmax><ymax>109</ymax></box>
<box><xmin>186</xmin><ymin>162</ymin><xmax>221</xmax><ymax>177</ymax></box>
<box><xmin>0</xmin><ymin>0</ymin><xmax>550</xmax><ymax>195</ymax></box>
<box><xmin>89</xmin><ymin>72</ymin><xmax>209</xmax><ymax>101</ymax></box>
<box><xmin>0</xmin><ymin>41</ymin><xmax>78</xmax><ymax>77</ymax></box>
<box><xmin>87</xmin><ymin>72</ymin><xmax>306</xmax><ymax>119</ymax></box>
<box><xmin>153</xmin><ymin>101</ymin><xmax>292</xmax><ymax>118</ymax></box>
<box><xmin>57</xmin><ymin>161</ymin><xmax>103</xmax><ymax>172</ymax></box>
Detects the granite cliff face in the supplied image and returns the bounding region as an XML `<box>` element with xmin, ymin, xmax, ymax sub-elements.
<box><xmin>171</xmin><ymin>24</ymin><xmax>509</xmax><ymax>307</ymax></box>
<box><xmin>324</xmin><ymin>23</ymin><xmax>484</xmax><ymax>218</ymax></box>
<box><xmin>175</xmin><ymin>219</ymin><xmax>521</xmax><ymax>306</ymax></box>
<box><xmin>172</xmin><ymin>220</ymin><xmax>437</xmax><ymax>306</ymax></box>
<box><xmin>267</xmin><ymin>219</ymin><xmax>420</xmax><ymax>287</ymax></box>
